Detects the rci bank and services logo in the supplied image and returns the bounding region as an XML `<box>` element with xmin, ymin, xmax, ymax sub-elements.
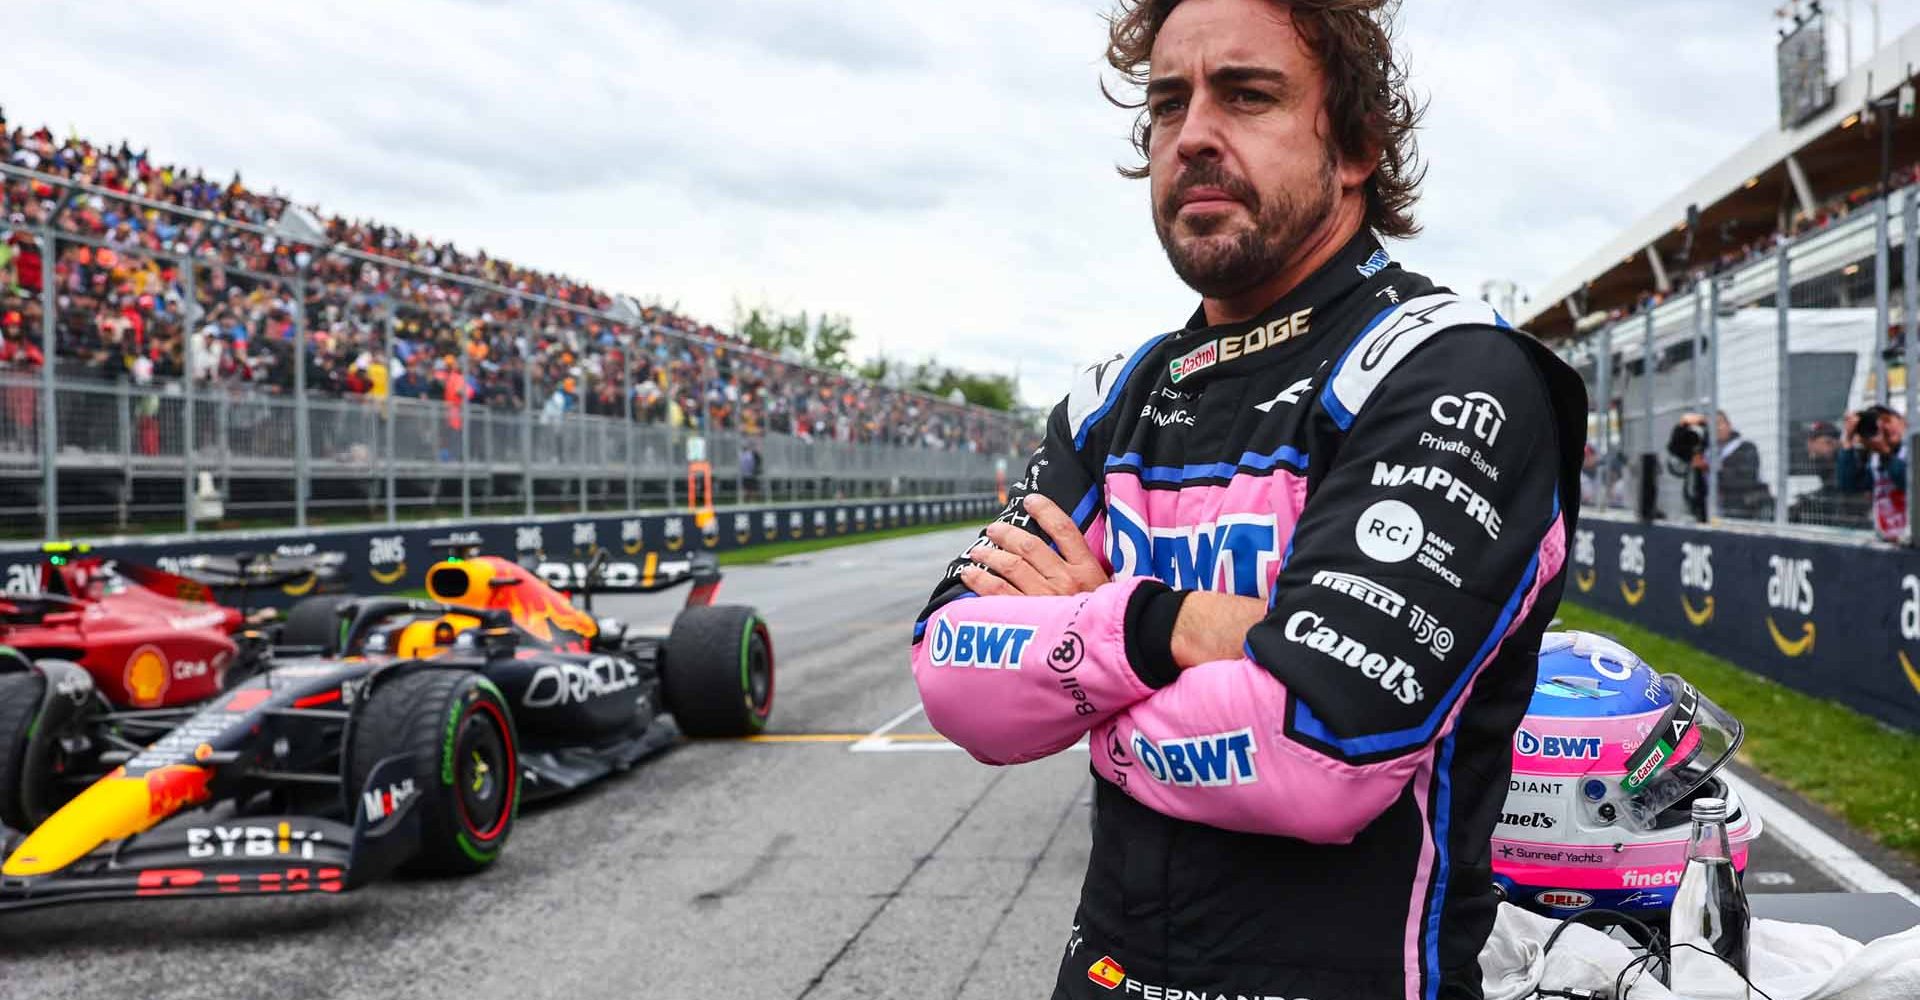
<box><xmin>1898</xmin><ymin>575</ymin><xmax>1920</xmax><ymax>697</ymax></box>
<box><xmin>1617</xmin><ymin>534</ymin><xmax>1647</xmax><ymax>606</ymax></box>
<box><xmin>1764</xmin><ymin>554</ymin><xmax>1816</xmax><ymax>657</ymax></box>
<box><xmin>368</xmin><ymin>535</ymin><xmax>407</xmax><ymax>586</ymax></box>
<box><xmin>1571</xmin><ymin>529</ymin><xmax>1597</xmax><ymax>593</ymax></box>
<box><xmin>1679</xmin><ymin>542</ymin><xmax>1714</xmax><ymax>627</ymax></box>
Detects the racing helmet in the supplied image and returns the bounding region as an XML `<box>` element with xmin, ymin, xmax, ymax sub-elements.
<box><xmin>1492</xmin><ymin>631</ymin><xmax>1760</xmax><ymax>919</ymax></box>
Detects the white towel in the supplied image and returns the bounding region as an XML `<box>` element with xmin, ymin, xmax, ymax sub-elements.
<box><xmin>1480</xmin><ymin>902</ymin><xmax>1920</xmax><ymax>1000</ymax></box>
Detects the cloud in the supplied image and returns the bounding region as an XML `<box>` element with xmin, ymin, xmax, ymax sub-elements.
<box><xmin>5</xmin><ymin>0</ymin><xmax>1908</xmax><ymax>404</ymax></box>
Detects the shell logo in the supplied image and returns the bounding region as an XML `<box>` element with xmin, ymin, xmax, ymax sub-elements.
<box><xmin>123</xmin><ymin>645</ymin><xmax>171</xmax><ymax>707</ymax></box>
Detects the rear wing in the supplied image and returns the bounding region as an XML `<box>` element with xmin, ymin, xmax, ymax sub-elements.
<box><xmin>519</xmin><ymin>546</ymin><xmax>722</xmax><ymax>608</ymax></box>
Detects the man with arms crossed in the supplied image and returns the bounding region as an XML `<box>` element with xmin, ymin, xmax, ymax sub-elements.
<box><xmin>910</xmin><ymin>2</ymin><xmax>1587</xmax><ymax>998</ymax></box>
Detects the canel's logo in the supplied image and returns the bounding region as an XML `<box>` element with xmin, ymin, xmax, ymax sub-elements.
<box><xmin>1104</xmin><ymin>498</ymin><xmax>1278</xmax><ymax>599</ymax></box>
<box><xmin>928</xmin><ymin>619</ymin><xmax>1037</xmax><ymax>670</ymax></box>
<box><xmin>1514</xmin><ymin>728</ymin><xmax>1602</xmax><ymax>759</ymax></box>
<box><xmin>1131</xmin><ymin>728</ymin><xmax>1258</xmax><ymax>787</ymax></box>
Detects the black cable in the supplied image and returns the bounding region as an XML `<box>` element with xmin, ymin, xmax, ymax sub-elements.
<box><xmin>1666</xmin><ymin>941</ymin><xmax>1778</xmax><ymax>1000</ymax></box>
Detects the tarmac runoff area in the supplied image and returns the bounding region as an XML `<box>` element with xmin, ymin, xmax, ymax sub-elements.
<box><xmin>0</xmin><ymin>528</ymin><xmax>1915</xmax><ymax>1000</ymax></box>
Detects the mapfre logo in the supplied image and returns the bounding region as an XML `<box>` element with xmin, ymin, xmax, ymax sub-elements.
<box><xmin>1680</xmin><ymin>542</ymin><xmax>1715</xmax><ymax>627</ymax></box>
<box><xmin>1765</xmin><ymin>555</ymin><xmax>1815</xmax><ymax>657</ymax></box>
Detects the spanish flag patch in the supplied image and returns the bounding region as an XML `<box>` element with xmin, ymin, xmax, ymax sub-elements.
<box><xmin>1087</xmin><ymin>956</ymin><xmax>1125</xmax><ymax>991</ymax></box>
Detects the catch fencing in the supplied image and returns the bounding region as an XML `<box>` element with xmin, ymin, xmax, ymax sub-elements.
<box><xmin>1557</xmin><ymin>186</ymin><xmax>1914</xmax><ymax>541</ymax></box>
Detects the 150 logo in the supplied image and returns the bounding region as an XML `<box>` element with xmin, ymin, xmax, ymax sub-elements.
<box><xmin>1679</xmin><ymin>542</ymin><xmax>1714</xmax><ymax>627</ymax></box>
<box><xmin>1765</xmin><ymin>555</ymin><xmax>1815</xmax><ymax>657</ymax></box>
<box><xmin>1617</xmin><ymin>534</ymin><xmax>1646</xmax><ymax>605</ymax></box>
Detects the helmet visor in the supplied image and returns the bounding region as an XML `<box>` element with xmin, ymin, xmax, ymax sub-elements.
<box><xmin>1617</xmin><ymin>674</ymin><xmax>1743</xmax><ymax>832</ymax></box>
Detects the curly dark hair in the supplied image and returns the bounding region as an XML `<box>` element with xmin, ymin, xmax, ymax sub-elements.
<box><xmin>1105</xmin><ymin>0</ymin><xmax>1426</xmax><ymax>240</ymax></box>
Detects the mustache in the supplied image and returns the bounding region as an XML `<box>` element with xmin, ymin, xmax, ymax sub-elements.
<box><xmin>1161</xmin><ymin>165</ymin><xmax>1258</xmax><ymax>217</ymax></box>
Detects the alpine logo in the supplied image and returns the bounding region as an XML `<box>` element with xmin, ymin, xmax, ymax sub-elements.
<box><xmin>1514</xmin><ymin>729</ymin><xmax>1603</xmax><ymax>759</ymax></box>
<box><xmin>1169</xmin><ymin>340</ymin><xmax>1218</xmax><ymax>383</ymax></box>
<box><xmin>1131</xmin><ymin>728</ymin><xmax>1258</xmax><ymax>787</ymax></box>
<box><xmin>1254</xmin><ymin>377</ymin><xmax>1314</xmax><ymax>413</ymax></box>
<box><xmin>928</xmin><ymin>619</ymin><xmax>1038</xmax><ymax>670</ymax></box>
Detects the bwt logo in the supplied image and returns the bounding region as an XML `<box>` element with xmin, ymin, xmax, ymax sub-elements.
<box><xmin>1430</xmin><ymin>391</ymin><xmax>1506</xmax><ymax>446</ymax></box>
<box><xmin>928</xmin><ymin>619</ymin><xmax>1037</xmax><ymax>670</ymax></box>
<box><xmin>1131</xmin><ymin>728</ymin><xmax>1258</xmax><ymax>787</ymax></box>
<box><xmin>1514</xmin><ymin>728</ymin><xmax>1602</xmax><ymax>760</ymax></box>
<box><xmin>1104</xmin><ymin>499</ymin><xmax>1278</xmax><ymax>599</ymax></box>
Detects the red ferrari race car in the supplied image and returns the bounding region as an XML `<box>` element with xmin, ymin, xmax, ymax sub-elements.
<box><xmin>0</xmin><ymin>543</ymin><xmax>336</xmax><ymax>826</ymax></box>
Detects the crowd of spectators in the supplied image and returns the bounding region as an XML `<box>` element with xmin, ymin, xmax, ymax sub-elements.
<box><xmin>0</xmin><ymin>110</ymin><xmax>1025</xmax><ymax>455</ymax></box>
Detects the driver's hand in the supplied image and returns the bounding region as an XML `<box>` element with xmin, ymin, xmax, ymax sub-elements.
<box><xmin>961</xmin><ymin>494</ymin><xmax>1110</xmax><ymax>598</ymax></box>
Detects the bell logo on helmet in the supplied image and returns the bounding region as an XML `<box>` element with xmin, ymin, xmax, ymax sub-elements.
<box><xmin>1534</xmin><ymin>890</ymin><xmax>1594</xmax><ymax>910</ymax></box>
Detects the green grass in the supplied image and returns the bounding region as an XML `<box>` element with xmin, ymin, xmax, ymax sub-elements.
<box><xmin>1559</xmin><ymin>601</ymin><xmax>1920</xmax><ymax>861</ymax></box>
<box><xmin>714</xmin><ymin>521</ymin><xmax>966</xmax><ymax>565</ymax></box>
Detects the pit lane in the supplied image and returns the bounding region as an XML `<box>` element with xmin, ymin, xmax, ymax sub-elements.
<box><xmin>0</xmin><ymin>529</ymin><xmax>1913</xmax><ymax>1000</ymax></box>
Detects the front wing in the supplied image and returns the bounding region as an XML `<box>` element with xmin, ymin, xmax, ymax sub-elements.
<box><xmin>0</xmin><ymin>756</ymin><xmax>421</xmax><ymax>912</ymax></box>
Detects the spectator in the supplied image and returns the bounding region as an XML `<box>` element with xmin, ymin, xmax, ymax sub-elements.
<box><xmin>739</xmin><ymin>439</ymin><xmax>762</xmax><ymax>502</ymax></box>
<box><xmin>1838</xmin><ymin>405</ymin><xmax>1908</xmax><ymax>543</ymax></box>
<box><xmin>1789</xmin><ymin>420</ymin><xmax>1872</xmax><ymax>528</ymax></box>
<box><xmin>1667</xmin><ymin>410</ymin><xmax>1771</xmax><ymax>521</ymax></box>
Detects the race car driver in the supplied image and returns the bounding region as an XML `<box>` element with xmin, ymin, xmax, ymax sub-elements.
<box><xmin>909</xmin><ymin>2</ymin><xmax>1587</xmax><ymax>999</ymax></box>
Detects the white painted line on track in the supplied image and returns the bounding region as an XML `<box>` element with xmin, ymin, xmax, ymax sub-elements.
<box><xmin>852</xmin><ymin>703</ymin><xmax>928</xmax><ymax>750</ymax></box>
<box><xmin>1721</xmin><ymin>771</ymin><xmax>1920</xmax><ymax>904</ymax></box>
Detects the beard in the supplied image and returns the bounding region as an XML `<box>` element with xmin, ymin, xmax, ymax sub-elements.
<box><xmin>1153</xmin><ymin>148</ymin><xmax>1339</xmax><ymax>301</ymax></box>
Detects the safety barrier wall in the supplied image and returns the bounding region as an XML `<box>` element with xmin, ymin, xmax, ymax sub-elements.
<box><xmin>1569</xmin><ymin>511</ymin><xmax>1920</xmax><ymax>732</ymax></box>
<box><xmin>0</xmin><ymin>495</ymin><xmax>997</xmax><ymax>611</ymax></box>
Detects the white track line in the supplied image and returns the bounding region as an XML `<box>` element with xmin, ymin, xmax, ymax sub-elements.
<box><xmin>1721</xmin><ymin>771</ymin><xmax>1920</xmax><ymax>904</ymax></box>
<box><xmin>862</xmin><ymin>703</ymin><xmax>927</xmax><ymax>741</ymax></box>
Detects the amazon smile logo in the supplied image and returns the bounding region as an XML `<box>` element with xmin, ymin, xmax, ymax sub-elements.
<box><xmin>1679</xmin><ymin>542</ymin><xmax>1714</xmax><ymax>627</ymax></box>
<box><xmin>1617</xmin><ymin>534</ymin><xmax>1646</xmax><ymax>606</ymax></box>
<box><xmin>368</xmin><ymin>535</ymin><xmax>407</xmax><ymax>586</ymax></box>
<box><xmin>1572</xmin><ymin>529</ymin><xmax>1597</xmax><ymax>593</ymax></box>
<box><xmin>1765</xmin><ymin>555</ymin><xmax>1815</xmax><ymax>659</ymax></box>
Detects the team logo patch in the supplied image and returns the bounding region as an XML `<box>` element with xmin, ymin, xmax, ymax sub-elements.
<box><xmin>1087</xmin><ymin>956</ymin><xmax>1126</xmax><ymax>990</ymax></box>
<box><xmin>1169</xmin><ymin>340</ymin><xmax>1218</xmax><ymax>383</ymax></box>
<box><xmin>1130</xmin><ymin>728</ymin><xmax>1258</xmax><ymax>787</ymax></box>
<box><xmin>928</xmin><ymin>619</ymin><xmax>1037</xmax><ymax>669</ymax></box>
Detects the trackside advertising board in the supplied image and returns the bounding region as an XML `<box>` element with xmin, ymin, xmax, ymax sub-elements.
<box><xmin>1</xmin><ymin>497</ymin><xmax>998</xmax><ymax>612</ymax></box>
<box><xmin>1570</xmin><ymin>514</ymin><xmax>1920</xmax><ymax>733</ymax></box>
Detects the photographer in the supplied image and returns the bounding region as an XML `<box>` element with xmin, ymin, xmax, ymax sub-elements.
<box><xmin>1667</xmin><ymin>410</ymin><xmax>1771</xmax><ymax>521</ymax></box>
<box><xmin>1838</xmin><ymin>405</ymin><xmax>1909</xmax><ymax>543</ymax></box>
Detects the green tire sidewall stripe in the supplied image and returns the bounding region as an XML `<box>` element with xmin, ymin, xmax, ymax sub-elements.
<box><xmin>740</xmin><ymin>615</ymin><xmax>767</xmax><ymax>731</ymax></box>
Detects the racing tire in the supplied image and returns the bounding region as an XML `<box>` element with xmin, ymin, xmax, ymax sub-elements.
<box><xmin>663</xmin><ymin>605</ymin><xmax>774</xmax><ymax>737</ymax></box>
<box><xmin>0</xmin><ymin>672</ymin><xmax>49</xmax><ymax>830</ymax></box>
<box><xmin>281</xmin><ymin>594</ymin><xmax>358</xmax><ymax>654</ymax></box>
<box><xmin>282</xmin><ymin>591</ymin><xmax>360</xmax><ymax>656</ymax></box>
<box><xmin>347</xmin><ymin>670</ymin><xmax>520</xmax><ymax>875</ymax></box>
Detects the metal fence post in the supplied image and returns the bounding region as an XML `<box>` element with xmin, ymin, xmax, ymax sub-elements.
<box><xmin>522</xmin><ymin>336</ymin><xmax>534</xmax><ymax>517</ymax></box>
<box><xmin>1877</xmin><ymin>173</ymin><xmax>1893</xmax><ymax>405</ymax></box>
<box><xmin>578</xmin><ymin>409</ymin><xmax>588</xmax><ymax>514</ymax></box>
<box><xmin>383</xmin><ymin>301</ymin><xmax>397</xmax><ymax>525</ymax></box>
<box><xmin>460</xmin><ymin>320</ymin><xmax>472</xmax><ymax>519</ymax></box>
<box><xmin>1595</xmin><ymin>324</ymin><xmax>1612</xmax><ymax>485</ymax></box>
<box><xmin>1904</xmin><ymin>186</ymin><xmax>1919</xmax><ymax>541</ymax></box>
<box><xmin>293</xmin><ymin>276</ymin><xmax>310</xmax><ymax>529</ymax></box>
<box><xmin>623</xmin><ymin>333</ymin><xmax>635</xmax><ymax>512</ymax></box>
<box><xmin>1775</xmin><ymin>245</ymin><xmax>1791</xmax><ymax>526</ymax></box>
<box><xmin>1642</xmin><ymin>309</ymin><xmax>1655</xmax><ymax>519</ymax></box>
<box><xmin>182</xmin><ymin>258</ymin><xmax>197</xmax><ymax>535</ymax></box>
<box><xmin>38</xmin><ymin>231</ymin><xmax>57</xmax><ymax>540</ymax></box>
<box><xmin>1706</xmin><ymin>278</ymin><xmax>1721</xmax><ymax>521</ymax></box>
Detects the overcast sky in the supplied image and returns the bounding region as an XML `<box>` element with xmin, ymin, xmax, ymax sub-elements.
<box><xmin>5</xmin><ymin>0</ymin><xmax>1912</xmax><ymax>405</ymax></box>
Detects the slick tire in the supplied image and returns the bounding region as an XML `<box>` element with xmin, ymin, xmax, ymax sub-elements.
<box><xmin>282</xmin><ymin>594</ymin><xmax>358</xmax><ymax>654</ymax></box>
<box><xmin>663</xmin><ymin>605</ymin><xmax>773</xmax><ymax>737</ymax></box>
<box><xmin>348</xmin><ymin>670</ymin><xmax>519</xmax><ymax>875</ymax></box>
<box><xmin>0</xmin><ymin>672</ymin><xmax>47</xmax><ymax>830</ymax></box>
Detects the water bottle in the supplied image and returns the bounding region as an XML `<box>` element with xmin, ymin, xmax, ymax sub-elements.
<box><xmin>1669</xmin><ymin>797</ymin><xmax>1752</xmax><ymax>999</ymax></box>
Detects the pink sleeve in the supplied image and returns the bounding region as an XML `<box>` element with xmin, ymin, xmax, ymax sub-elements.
<box><xmin>1089</xmin><ymin>657</ymin><xmax>1427</xmax><ymax>843</ymax></box>
<box><xmin>911</xmin><ymin>576</ymin><xmax>1160</xmax><ymax>765</ymax></box>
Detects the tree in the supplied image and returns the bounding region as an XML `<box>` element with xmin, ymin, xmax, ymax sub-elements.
<box><xmin>731</xmin><ymin>303</ymin><xmax>855</xmax><ymax>371</ymax></box>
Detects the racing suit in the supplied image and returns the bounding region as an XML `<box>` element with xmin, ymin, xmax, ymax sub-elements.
<box><xmin>910</xmin><ymin>232</ymin><xmax>1586</xmax><ymax>1000</ymax></box>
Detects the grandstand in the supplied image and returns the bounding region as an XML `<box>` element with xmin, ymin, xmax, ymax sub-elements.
<box><xmin>1528</xmin><ymin>18</ymin><xmax>1920</xmax><ymax>538</ymax></box>
<box><xmin>0</xmin><ymin>114</ymin><xmax>1031</xmax><ymax>536</ymax></box>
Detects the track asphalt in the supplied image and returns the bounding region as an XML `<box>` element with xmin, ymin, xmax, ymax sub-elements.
<box><xmin>1</xmin><ymin>528</ymin><xmax>1912</xmax><ymax>999</ymax></box>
